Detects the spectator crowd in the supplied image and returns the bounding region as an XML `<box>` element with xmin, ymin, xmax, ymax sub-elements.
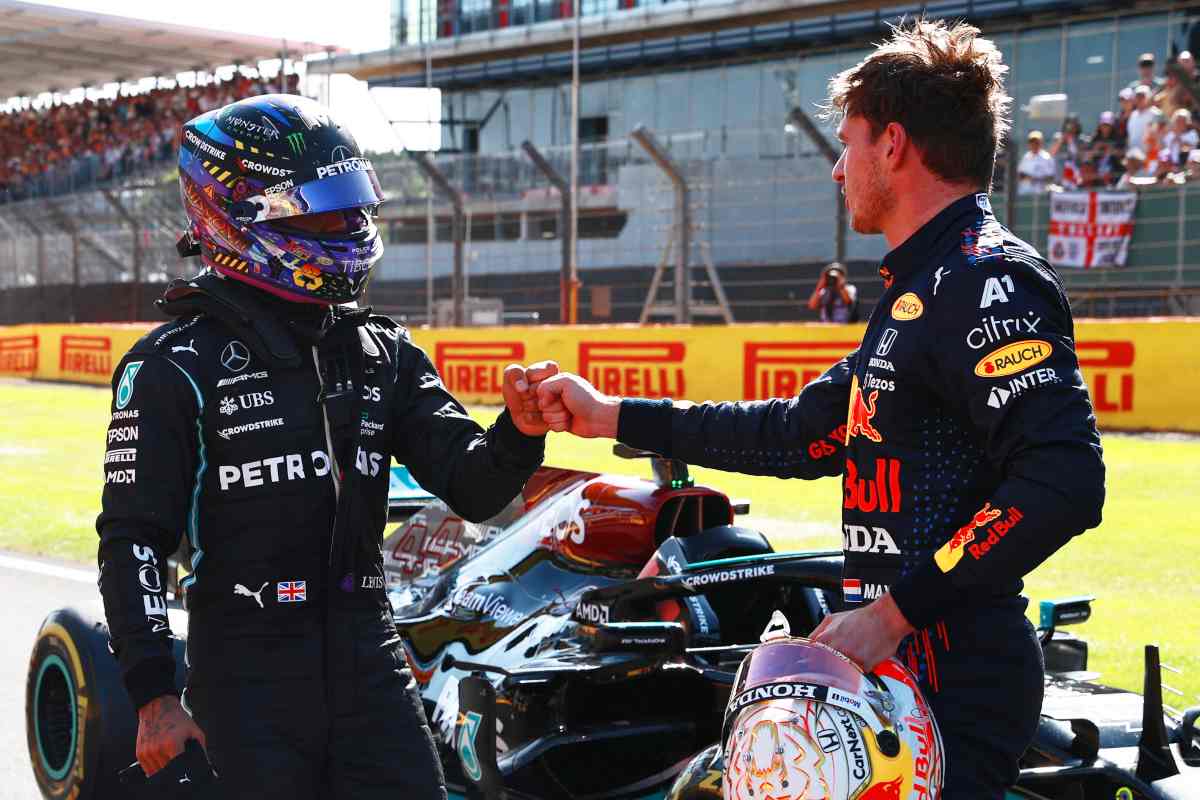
<box><xmin>0</xmin><ymin>72</ymin><xmax>298</xmax><ymax>203</ymax></box>
<box><xmin>1019</xmin><ymin>51</ymin><xmax>1200</xmax><ymax>194</ymax></box>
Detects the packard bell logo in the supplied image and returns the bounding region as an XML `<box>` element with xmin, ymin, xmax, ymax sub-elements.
<box><xmin>287</xmin><ymin>133</ymin><xmax>306</xmax><ymax>156</ymax></box>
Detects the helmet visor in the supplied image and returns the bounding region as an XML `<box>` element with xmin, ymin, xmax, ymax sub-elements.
<box><xmin>734</xmin><ymin>639</ymin><xmax>866</xmax><ymax>697</ymax></box>
<box><xmin>253</xmin><ymin>167</ymin><xmax>385</xmax><ymax>221</ymax></box>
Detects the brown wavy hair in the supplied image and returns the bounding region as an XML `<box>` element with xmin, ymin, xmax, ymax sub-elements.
<box><xmin>825</xmin><ymin>18</ymin><xmax>1012</xmax><ymax>189</ymax></box>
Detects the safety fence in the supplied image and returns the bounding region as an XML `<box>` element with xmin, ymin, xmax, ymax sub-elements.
<box><xmin>1</xmin><ymin>128</ymin><xmax>1200</xmax><ymax>324</ymax></box>
<box><xmin>2</xmin><ymin>319</ymin><xmax>1196</xmax><ymax>433</ymax></box>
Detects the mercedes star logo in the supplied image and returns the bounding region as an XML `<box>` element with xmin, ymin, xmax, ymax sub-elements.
<box><xmin>330</xmin><ymin>144</ymin><xmax>353</xmax><ymax>162</ymax></box>
<box><xmin>221</xmin><ymin>340</ymin><xmax>251</xmax><ymax>373</ymax></box>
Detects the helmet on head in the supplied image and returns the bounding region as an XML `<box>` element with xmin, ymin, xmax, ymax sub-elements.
<box><xmin>177</xmin><ymin>94</ymin><xmax>385</xmax><ymax>304</ymax></box>
<box><xmin>721</xmin><ymin>620</ymin><xmax>943</xmax><ymax>800</ymax></box>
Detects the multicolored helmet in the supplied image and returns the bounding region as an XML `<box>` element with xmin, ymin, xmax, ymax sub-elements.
<box><xmin>177</xmin><ymin>94</ymin><xmax>385</xmax><ymax>304</ymax></box>
<box><xmin>722</xmin><ymin>620</ymin><xmax>944</xmax><ymax>800</ymax></box>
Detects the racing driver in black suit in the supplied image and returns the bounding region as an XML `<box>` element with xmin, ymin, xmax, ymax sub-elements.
<box><xmin>530</xmin><ymin>20</ymin><xmax>1106</xmax><ymax>800</ymax></box>
<box><xmin>97</xmin><ymin>95</ymin><xmax>554</xmax><ymax>799</ymax></box>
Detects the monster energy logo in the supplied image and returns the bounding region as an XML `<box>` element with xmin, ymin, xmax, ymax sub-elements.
<box><xmin>286</xmin><ymin>133</ymin><xmax>306</xmax><ymax>156</ymax></box>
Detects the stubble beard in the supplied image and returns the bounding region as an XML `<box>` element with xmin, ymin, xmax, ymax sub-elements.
<box><xmin>848</xmin><ymin>158</ymin><xmax>895</xmax><ymax>235</ymax></box>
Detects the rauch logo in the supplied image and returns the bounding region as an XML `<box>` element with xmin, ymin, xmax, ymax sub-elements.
<box><xmin>0</xmin><ymin>335</ymin><xmax>37</xmax><ymax>374</ymax></box>
<box><xmin>59</xmin><ymin>335</ymin><xmax>112</xmax><ymax>377</ymax></box>
<box><xmin>434</xmin><ymin>342</ymin><xmax>525</xmax><ymax>398</ymax></box>
<box><xmin>742</xmin><ymin>341</ymin><xmax>858</xmax><ymax>400</ymax></box>
<box><xmin>579</xmin><ymin>342</ymin><xmax>685</xmax><ymax>397</ymax></box>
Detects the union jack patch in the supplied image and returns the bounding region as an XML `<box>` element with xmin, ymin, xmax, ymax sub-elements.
<box><xmin>277</xmin><ymin>580</ymin><xmax>306</xmax><ymax>603</ymax></box>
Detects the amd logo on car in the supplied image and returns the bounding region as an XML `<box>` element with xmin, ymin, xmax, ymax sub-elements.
<box><xmin>575</xmin><ymin>601</ymin><xmax>610</xmax><ymax>624</ymax></box>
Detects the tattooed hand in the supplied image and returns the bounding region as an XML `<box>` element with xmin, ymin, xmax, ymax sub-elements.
<box><xmin>136</xmin><ymin>694</ymin><xmax>207</xmax><ymax>777</ymax></box>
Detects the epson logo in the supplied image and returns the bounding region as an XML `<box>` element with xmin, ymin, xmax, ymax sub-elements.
<box><xmin>240</xmin><ymin>159</ymin><xmax>293</xmax><ymax>177</ymax></box>
<box><xmin>316</xmin><ymin>157</ymin><xmax>371</xmax><ymax>180</ymax></box>
<box><xmin>185</xmin><ymin>129</ymin><xmax>227</xmax><ymax>161</ymax></box>
<box><xmin>575</xmin><ymin>602</ymin><xmax>610</xmax><ymax>624</ymax></box>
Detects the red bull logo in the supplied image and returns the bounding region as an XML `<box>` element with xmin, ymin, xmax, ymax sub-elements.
<box><xmin>433</xmin><ymin>342</ymin><xmax>525</xmax><ymax>398</ymax></box>
<box><xmin>860</xmin><ymin>775</ymin><xmax>903</xmax><ymax>800</ymax></box>
<box><xmin>742</xmin><ymin>341</ymin><xmax>858</xmax><ymax>400</ymax></box>
<box><xmin>934</xmin><ymin>502</ymin><xmax>1003</xmax><ymax>573</ymax></box>
<box><xmin>59</xmin><ymin>335</ymin><xmax>112</xmax><ymax>377</ymax></box>
<box><xmin>967</xmin><ymin>506</ymin><xmax>1024</xmax><ymax>561</ymax></box>
<box><xmin>0</xmin><ymin>335</ymin><xmax>38</xmax><ymax>375</ymax></box>
<box><xmin>845</xmin><ymin>377</ymin><xmax>883</xmax><ymax>444</ymax></box>
<box><xmin>579</xmin><ymin>341</ymin><xmax>685</xmax><ymax>397</ymax></box>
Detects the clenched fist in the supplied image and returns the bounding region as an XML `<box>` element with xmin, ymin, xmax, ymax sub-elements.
<box><xmin>501</xmin><ymin>361</ymin><xmax>560</xmax><ymax>436</ymax></box>
<box><xmin>535</xmin><ymin>372</ymin><xmax>621</xmax><ymax>438</ymax></box>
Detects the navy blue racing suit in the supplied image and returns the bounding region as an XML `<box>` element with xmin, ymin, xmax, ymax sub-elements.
<box><xmin>616</xmin><ymin>193</ymin><xmax>1105</xmax><ymax>798</ymax></box>
<box><xmin>97</xmin><ymin>275</ymin><xmax>544</xmax><ymax>799</ymax></box>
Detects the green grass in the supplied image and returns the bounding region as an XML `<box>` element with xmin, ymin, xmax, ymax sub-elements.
<box><xmin>1</xmin><ymin>378</ymin><xmax>1196</xmax><ymax>710</ymax></box>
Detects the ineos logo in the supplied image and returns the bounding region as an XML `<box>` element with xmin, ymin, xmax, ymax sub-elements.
<box><xmin>221</xmin><ymin>341</ymin><xmax>251</xmax><ymax>373</ymax></box>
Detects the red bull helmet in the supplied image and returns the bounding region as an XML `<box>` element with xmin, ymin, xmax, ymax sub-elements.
<box><xmin>722</xmin><ymin>617</ymin><xmax>944</xmax><ymax>800</ymax></box>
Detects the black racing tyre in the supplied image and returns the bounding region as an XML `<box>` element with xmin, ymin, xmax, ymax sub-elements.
<box><xmin>26</xmin><ymin>607</ymin><xmax>139</xmax><ymax>800</ymax></box>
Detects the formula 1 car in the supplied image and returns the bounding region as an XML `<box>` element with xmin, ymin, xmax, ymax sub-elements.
<box><xmin>25</xmin><ymin>447</ymin><xmax>1200</xmax><ymax>800</ymax></box>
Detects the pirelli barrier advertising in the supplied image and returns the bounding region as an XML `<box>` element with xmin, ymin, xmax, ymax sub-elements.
<box><xmin>0</xmin><ymin>319</ymin><xmax>1194</xmax><ymax>432</ymax></box>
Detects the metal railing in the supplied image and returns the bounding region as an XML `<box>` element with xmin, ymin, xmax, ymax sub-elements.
<box><xmin>1</xmin><ymin>126</ymin><xmax>1198</xmax><ymax>324</ymax></box>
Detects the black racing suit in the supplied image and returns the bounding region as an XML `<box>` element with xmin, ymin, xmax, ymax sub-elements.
<box><xmin>96</xmin><ymin>275</ymin><xmax>544</xmax><ymax>799</ymax></box>
<box><xmin>616</xmin><ymin>193</ymin><xmax>1105</xmax><ymax>799</ymax></box>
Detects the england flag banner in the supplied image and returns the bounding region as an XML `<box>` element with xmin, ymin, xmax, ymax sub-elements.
<box><xmin>1046</xmin><ymin>191</ymin><xmax>1138</xmax><ymax>269</ymax></box>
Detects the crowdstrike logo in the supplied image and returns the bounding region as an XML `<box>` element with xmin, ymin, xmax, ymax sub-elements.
<box><xmin>240</xmin><ymin>159</ymin><xmax>293</xmax><ymax>177</ymax></box>
<box><xmin>681</xmin><ymin>564</ymin><xmax>774</xmax><ymax>589</ymax></box>
<box><xmin>185</xmin><ymin>129</ymin><xmax>227</xmax><ymax>161</ymax></box>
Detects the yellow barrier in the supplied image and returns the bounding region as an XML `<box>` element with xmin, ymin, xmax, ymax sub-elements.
<box><xmin>0</xmin><ymin>319</ymin><xmax>1194</xmax><ymax>432</ymax></box>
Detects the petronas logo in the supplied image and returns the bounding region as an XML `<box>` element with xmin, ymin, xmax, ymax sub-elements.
<box><xmin>287</xmin><ymin>133</ymin><xmax>306</xmax><ymax>156</ymax></box>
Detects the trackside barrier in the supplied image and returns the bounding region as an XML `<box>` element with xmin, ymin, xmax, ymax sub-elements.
<box><xmin>0</xmin><ymin>320</ymin><xmax>1194</xmax><ymax>432</ymax></box>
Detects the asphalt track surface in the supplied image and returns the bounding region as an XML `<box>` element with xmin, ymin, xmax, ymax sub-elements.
<box><xmin>0</xmin><ymin>552</ymin><xmax>102</xmax><ymax>800</ymax></box>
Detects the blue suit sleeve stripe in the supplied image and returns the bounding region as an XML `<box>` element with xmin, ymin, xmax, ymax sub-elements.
<box><xmin>165</xmin><ymin>357</ymin><xmax>207</xmax><ymax>589</ymax></box>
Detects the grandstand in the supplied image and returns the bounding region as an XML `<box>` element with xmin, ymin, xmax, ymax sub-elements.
<box><xmin>0</xmin><ymin>1</ymin><xmax>336</xmax><ymax>322</ymax></box>
<box><xmin>1</xmin><ymin>0</ymin><xmax>1199</xmax><ymax>325</ymax></box>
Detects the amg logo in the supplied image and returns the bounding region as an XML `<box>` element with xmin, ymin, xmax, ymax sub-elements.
<box><xmin>742</xmin><ymin>342</ymin><xmax>857</xmax><ymax>400</ymax></box>
<box><xmin>580</xmin><ymin>342</ymin><xmax>685</xmax><ymax>397</ymax></box>
<box><xmin>575</xmin><ymin>601</ymin><xmax>610</xmax><ymax>624</ymax></box>
<box><xmin>216</xmin><ymin>370</ymin><xmax>269</xmax><ymax>388</ymax></box>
